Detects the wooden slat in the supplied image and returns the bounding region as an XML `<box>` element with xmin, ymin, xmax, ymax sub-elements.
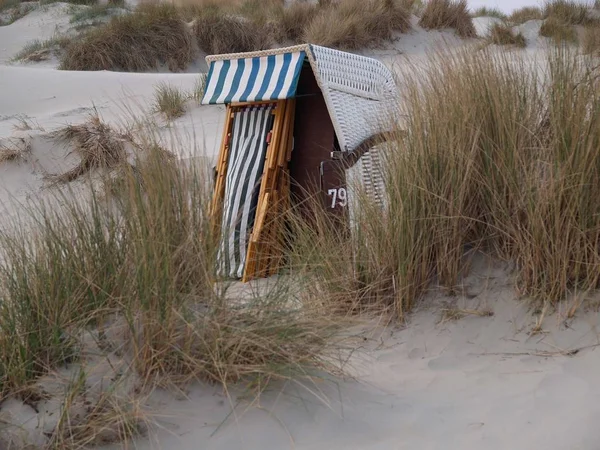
<box><xmin>210</xmin><ymin>107</ymin><xmax>235</xmax><ymax>239</ymax></box>
<box><xmin>260</xmin><ymin>100</ymin><xmax>292</xmax><ymax>277</ymax></box>
<box><xmin>243</xmin><ymin>192</ymin><xmax>270</xmax><ymax>282</ymax></box>
<box><xmin>265</xmin><ymin>99</ymin><xmax>296</xmax><ymax>276</ymax></box>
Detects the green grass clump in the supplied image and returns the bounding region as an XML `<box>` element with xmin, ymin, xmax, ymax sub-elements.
<box><xmin>153</xmin><ymin>82</ymin><xmax>187</xmax><ymax>120</ymax></box>
<box><xmin>508</xmin><ymin>6</ymin><xmax>543</xmax><ymax>24</ymax></box>
<box><xmin>59</xmin><ymin>3</ymin><xmax>193</xmax><ymax>72</ymax></box>
<box><xmin>12</xmin><ymin>35</ymin><xmax>73</xmax><ymax>62</ymax></box>
<box><xmin>472</xmin><ymin>6</ymin><xmax>507</xmax><ymax>20</ymax></box>
<box><xmin>69</xmin><ymin>3</ymin><xmax>122</xmax><ymax>24</ymax></box>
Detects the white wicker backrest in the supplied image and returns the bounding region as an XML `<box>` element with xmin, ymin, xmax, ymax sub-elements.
<box><xmin>307</xmin><ymin>45</ymin><xmax>398</xmax><ymax>153</ymax></box>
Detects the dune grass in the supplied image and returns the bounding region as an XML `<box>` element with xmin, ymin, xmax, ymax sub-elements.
<box><xmin>303</xmin><ymin>0</ymin><xmax>412</xmax><ymax>49</ymax></box>
<box><xmin>391</xmin><ymin>48</ymin><xmax>600</xmax><ymax>306</ymax></box>
<box><xmin>540</xmin><ymin>15</ymin><xmax>579</xmax><ymax>43</ymax></box>
<box><xmin>12</xmin><ymin>34</ymin><xmax>73</xmax><ymax>62</ymax></box>
<box><xmin>40</xmin><ymin>0</ymin><xmax>98</xmax><ymax>5</ymax></box>
<box><xmin>0</xmin><ymin>0</ymin><xmax>35</xmax><ymax>26</ymax></box>
<box><xmin>471</xmin><ymin>6</ymin><xmax>507</xmax><ymax>20</ymax></box>
<box><xmin>193</xmin><ymin>0</ymin><xmax>411</xmax><ymax>53</ymax></box>
<box><xmin>0</xmin><ymin>139</ymin><xmax>31</xmax><ymax>164</ymax></box>
<box><xmin>287</xmin><ymin>48</ymin><xmax>600</xmax><ymax>320</ymax></box>
<box><xmin>538</xmin><ymin>0</ymin><xmax>597</xmax><ymax>43</ymax></box>
<box><xmin>69</xmin><ymin>2</ymin><xmax>123</xmax><ymax>24</ymax></box>
<box><xmin>192</xmin><ymin>73</ymin><xmax>208</xmax><ymax>104</ymax></box>
<box><xmin>0</xmin><ymin>120</ymin><xmax>357</xmax><ymax>445</ymax></box>
<box><xmin>418</xmin><ymin>0</ymin><xmax>476</xmax><ymax>38</ymax></box>
<box><xmin>583</xmin><ymin>23</ymin><xmax>600</xmax><ymax>53</ymax></box>
<box><xmin>60</xmin><ymin>3</ymin><xmax>193</xmax><ymax>72</ymax></box>
<box><xmin>508</xmin><ymin>6</ymin><xmax>543</xmax><ymax>24</ymax></box>
<box><xmin>278</xmin><ymin>0</ymin><xmax>319</xmax><ymax>43</ymax></box>
<box><xmin>543</xmin><ymin>0</ymin><xmax>592</xmax><ymax>25</ymax></box>
<box><xmin>50</xmin><ymin>115</ymin><xmax>126</xmax><ymax>182</ymax></box>
<box><xmin>194</xmin><ymin>10</ymin><xmax>272</xmax><ymax>54</ymax></box>
<box><xmin>488</xmin><ymin>22</ymin><xmax>527</xmax><ymax>47</ymax></box>
<box><xmin>49</xmin><ymin>0</ymin><xmax>481</xmax><ymax>71</ymax></box>
<box><xmin>153</xmin><ymin>83</ymin><xmax>187</xmax><ymax>120</ymax></box>
<box><xmin>0</xmin><ymin>0</ymin><xmax>19</xmax><ymax>11</ymax></box>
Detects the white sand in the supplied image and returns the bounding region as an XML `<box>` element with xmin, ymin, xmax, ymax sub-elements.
<box><xmin>2</xmin><ymin>7</ymin><xmax>600</xmax><ymax>450</ymax></box>
<box><xmin>102</xmin><ymin>259</ymin><xmax>600</xmax><ymax>450</ymax></box>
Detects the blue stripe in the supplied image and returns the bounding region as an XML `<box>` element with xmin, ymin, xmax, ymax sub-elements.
<box><xmin>239</xmin><ymin>57</ymin><xmax>261</xmax><ymax>102</ymax></box>
<box><xmin>255</xmin><ymin>55</ymin><xmax>276</xmax><ymax>102</ymax></box>
<box><xmin>286</xmin><ymin>51</ymin><xmax>306</xmax><ymax>98</ymax></box>
<box><xmin>270</xmin><ymin>53</ymin><xmax>292</xmax><ymax>100</ymax></box>
<box><xmin>224</xmin><ymin>59</ymin><xmax>246</xmax><ymax>104</ymax></box>
<box><xmin>202</xmin><ymin>61</ymin><xmax>217</xmax><ymax>104</ymax></box>
<box><xmin>206</xmin><ymin>52</ymin><xmax>306</xmax><ymax>104</ymax></box>
<box><xmin>209</xmin><ymin>60</ymin><xmax>231</xmax><ymax>105</ymax></box>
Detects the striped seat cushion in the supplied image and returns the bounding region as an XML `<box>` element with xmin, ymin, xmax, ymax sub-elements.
<box><xmin>218</xmin><ymin>106</ymin><xmax>275</xmax><ymax>279</ymax></box>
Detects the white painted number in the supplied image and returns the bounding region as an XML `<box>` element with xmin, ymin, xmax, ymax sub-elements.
<box><xmin>327</xmin><ymin>188</ymin><xmax>347</xmax><ymax>208</ymax></box>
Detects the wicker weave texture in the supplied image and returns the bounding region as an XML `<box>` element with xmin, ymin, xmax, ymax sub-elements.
<box><xmin>308</xmin><ymin>45</ymin><xmax>398</xmax><ymax>153</ymax></box>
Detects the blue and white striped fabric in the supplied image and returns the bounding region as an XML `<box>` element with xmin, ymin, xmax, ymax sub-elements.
<box><xmin>202</xmin><ymin>51</ymin><xmax>306</xmax><ymax>105</ymax></box>
<box><xmin>217</xmin><ymin>105</ymin><xmax>275</xmax><ymax>279</ymax></box>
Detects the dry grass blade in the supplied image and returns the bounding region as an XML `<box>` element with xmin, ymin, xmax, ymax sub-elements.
<box><xmin>51</xmin><ymin>115</ymin><xmax>125</xmax><ymax>182</ymax></box>
<box><xmin>418</xmin><ymin>0</ymin><xmax>476</xmax><ymax>38</ymax></box>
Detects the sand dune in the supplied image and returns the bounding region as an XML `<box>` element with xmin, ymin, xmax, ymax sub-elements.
<box><xmin>2</xmin><ymin>3</ymin><xmax>600</xmax><ymax>450</ymax></box>
<box><xmin>100</xmin><ymin>256</ymin><xmax>600</xmax><ymax>450</ymax></box>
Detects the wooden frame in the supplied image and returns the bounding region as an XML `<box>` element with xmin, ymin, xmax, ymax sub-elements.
<box><xmin>211</xmin><ymin>99</ymin><xmax>296</xmax><ymax>282</ymax></box>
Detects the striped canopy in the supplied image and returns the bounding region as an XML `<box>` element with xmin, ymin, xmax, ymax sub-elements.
<box><xmin>202</xmin><ymin>51</ymin><xmax>306</xmax><ymax>105</ymax></box>
<box><xmin>203</xmin><ymin>44</ymin><xmax>399</xmax><ymax>155</ymax></box>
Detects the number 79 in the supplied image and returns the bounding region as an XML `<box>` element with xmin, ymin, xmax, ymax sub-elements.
<box><xmin>327</xmin><ymin>188</ymin><xmax>347</xmax><ymax>209</ymax></box>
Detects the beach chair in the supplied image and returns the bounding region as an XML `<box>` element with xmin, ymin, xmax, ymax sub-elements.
<box><xmin>203</xmin><ymin>44</ymin><xmax>398</xmax><ymax>281</ymax></box>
